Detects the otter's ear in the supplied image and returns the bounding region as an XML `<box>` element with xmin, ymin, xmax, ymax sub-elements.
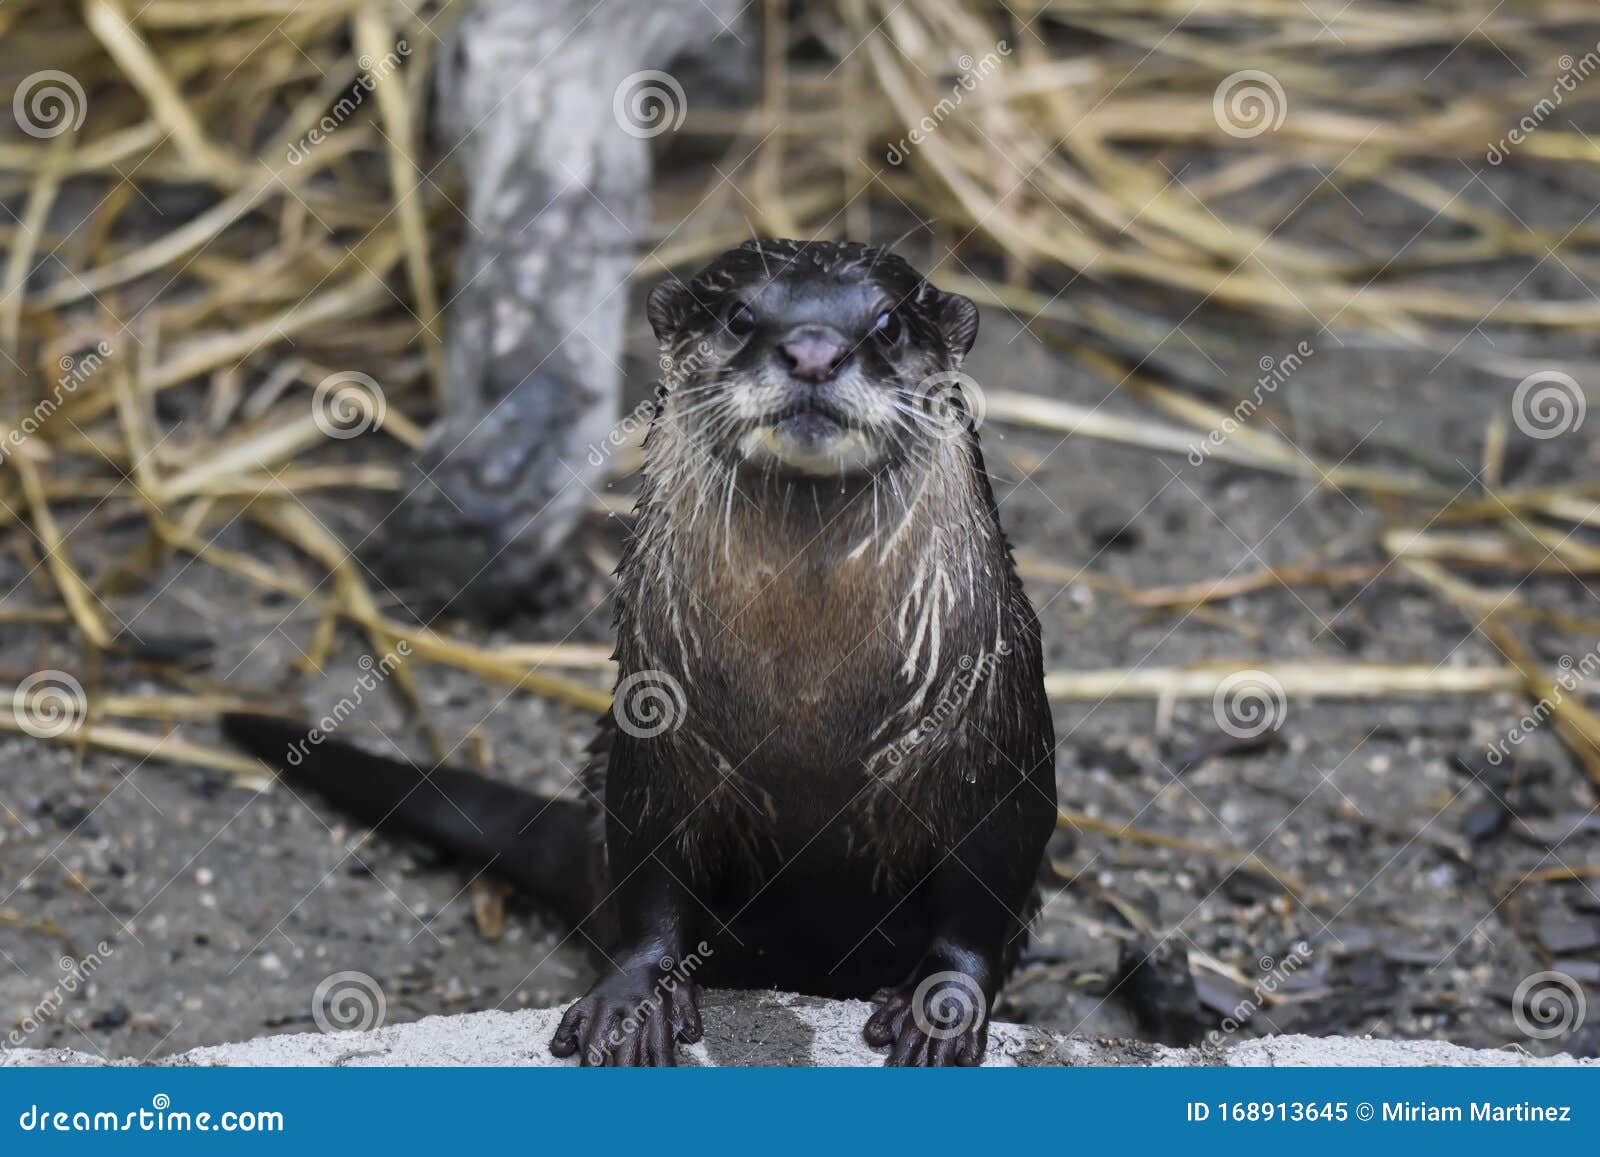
<box><xmin>646</xmin><ymin>278</ymin><xmax>694</xmax><ymax>344</ymax></box>
<box><xmin>940</xmin><ymin>292</ymin><xmax>979</xmax><ymax>360</ymax></box>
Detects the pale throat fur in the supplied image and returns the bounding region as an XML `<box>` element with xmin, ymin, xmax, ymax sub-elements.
<box><xmin>617</xmin><ymin>390</ymin><xmax>1011</xmax><ymax>782</ymax></box>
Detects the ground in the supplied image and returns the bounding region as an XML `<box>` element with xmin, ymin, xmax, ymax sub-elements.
<box><xmin>3</xmin><ymin>154</ymin><xmax>1600</xmax><ymax>1063</ymax></box>
<box><xmin>7</xmin><ymin>993</ymin><xmax>1593</xmax><ymax>1068</ymax></box>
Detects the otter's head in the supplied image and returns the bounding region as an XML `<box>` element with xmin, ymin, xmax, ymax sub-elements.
<box><xmin>645</xmin><ymin>239</ymin><xmax>979</xmax><ymax>479</ymax></box>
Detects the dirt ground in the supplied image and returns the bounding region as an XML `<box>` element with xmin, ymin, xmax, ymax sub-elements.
<box><xmin>4</xmin><ymin>144</ymin><xmax>1600</xmax><ymax>1061</ymax></box>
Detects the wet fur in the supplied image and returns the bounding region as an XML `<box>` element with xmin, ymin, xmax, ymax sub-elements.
<box><xmin>225</xmin><ymin>238</ymin><xmax>1057</xmax><ymax>1065</ymax></box>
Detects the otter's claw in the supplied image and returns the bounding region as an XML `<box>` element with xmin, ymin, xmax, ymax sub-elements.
<box><xmin>550</xmin><ymin>969</ymin><xmax>702</xmax><ymax>1067</ymax></box>
<box><xmin>864</xmin><ymin>972</ymin><xmax>990</xmax><ymax>1067</ymax></box>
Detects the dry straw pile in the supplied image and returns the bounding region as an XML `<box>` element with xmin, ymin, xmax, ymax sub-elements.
<box><xmin>1</xmin><ymin>0</ymin><xmax>1598</xmax><ymax>825</ymax></box>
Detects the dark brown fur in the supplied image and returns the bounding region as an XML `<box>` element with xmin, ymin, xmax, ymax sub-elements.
<box><xmin>224</xmin><ymin>238</ymin><xmax>1058</xmax><ymax>1067</ymax></box>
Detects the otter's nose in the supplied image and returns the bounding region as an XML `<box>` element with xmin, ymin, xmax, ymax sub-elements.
<box><xmin>779</xmin><ymin>327</ymin><xmax>849</xmax><ymax>382</ymax></box>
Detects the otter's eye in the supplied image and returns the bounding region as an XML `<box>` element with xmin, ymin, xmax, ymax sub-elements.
<box><xmin>871</xmin><ymin>309</ymin><xmax>903</xmax><ymax>347</ymax></box>
<box><xmin>724</xmin><ymin>301</ymin><xmax>757</xmax><ymax>339</ymax></box>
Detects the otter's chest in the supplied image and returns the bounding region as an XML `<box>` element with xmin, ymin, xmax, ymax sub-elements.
<box><xmin>695</xmin><ymin>553</ymin><xmax>908</xmax><ymax>749</ymax></box>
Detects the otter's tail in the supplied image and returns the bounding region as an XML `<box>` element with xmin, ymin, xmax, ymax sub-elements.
<box><xmin>220</xmin><ymin>713</ymin><xmax>601</xmax><ymax>933</ymax></box>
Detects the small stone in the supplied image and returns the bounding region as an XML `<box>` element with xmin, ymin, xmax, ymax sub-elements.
<box><xmin>1535</xmin><ymin>913</ymin><xmax>1600</xmax><ymax>955</ymax></box>
<box><xmin>1461</xmin><ymin>797</ymin><xmax>1509</xmax><ymax>846</ymax></box>
<box><xmin>89</xmin><ymin>1006</ymin><xmax>129</xmax><ymax>1030</ymax></box>
<box><xmin>1080</xmin><ymin>508</ymin><xmax>1142</xmax><ymax>553</ymax></box>
<box><xmin>1551</xmin><ymin>959</ymin><xmax>1600</xmax><ymax>985</ymax></box>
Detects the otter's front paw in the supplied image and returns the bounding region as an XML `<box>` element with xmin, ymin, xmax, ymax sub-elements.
<box><xmin>549</xmin><ymin>967</ymin><xmax>702</xmax><ymax>1067</ymax></box>
<box><xmin>863</xmin><ymin>970</ymin><xmax>990</xmax><ymax>1066</ymax></box>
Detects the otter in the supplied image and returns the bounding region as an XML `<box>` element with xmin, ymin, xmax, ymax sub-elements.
<box><xmin>224</xmin><ymin>238</ymin><xmax>1058</xmax><ymax>1066</ymax></box>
